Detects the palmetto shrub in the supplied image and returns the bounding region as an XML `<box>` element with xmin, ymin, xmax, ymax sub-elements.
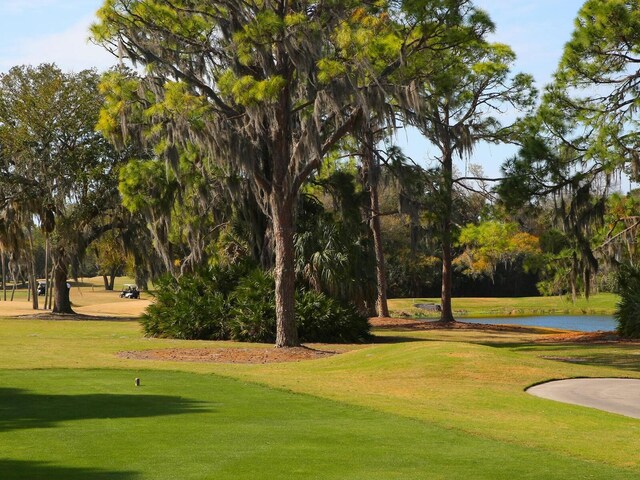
<box><xmin>141</xmin><ymin>262</ymin><xmax>252</xmax><ymax>340</ymax></box>
<box><xmin>142</xmin><ymin>264</ymin><xmax>370</xmax><ymax>343</ymax></box>
<box><xmin>615</xmin><ymin>265</ymin><xmax>640</xmax><ymax>339</ymax></box>
<box><xmin>228</xmin><ymin>269</ymin><xmax>277</xmax><ymax>343</ymax></box>
<box><xmin>296</xmin><ymin>289</ymin><xmax>370</xmax><ymax>343</ymax></box>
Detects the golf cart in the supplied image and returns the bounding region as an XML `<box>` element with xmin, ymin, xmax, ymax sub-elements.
<box><xmin>120</xmin><ymin>284</ymin><xmax>140</xmax><ymax>299</ymax></box>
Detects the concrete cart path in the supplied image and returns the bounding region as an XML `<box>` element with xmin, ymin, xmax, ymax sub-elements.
<box><xmin>527</xmin><ymin>378</ymin><xmax>640</xmax><ymax>419</ymax></box>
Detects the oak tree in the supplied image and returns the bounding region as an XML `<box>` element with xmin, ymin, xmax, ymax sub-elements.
<box><xmin>92</xmin><ymin>0</ymin><xmax>483</xmax><ymax>345</ymax></box>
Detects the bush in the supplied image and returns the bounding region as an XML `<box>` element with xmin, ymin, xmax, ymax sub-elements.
<box><xmin>615</xmin><ymin>265</ymin><xmax>640</xmax><ymax>338</ymax></box>
<box><xmin>229</xmin><ymin>269</ymin><xmax>277</xmax><ymax>343</ymax></box>
<box><xmin>296</xmin><ymin>289</ymin><xmax>370</xmax><ymax>343</ymax></box>
<box><xmin>142</xmin><ymin>264</ymin><xmax>370</xmax><ymax>343</ymax></box>
<box><xmin>141</xmin><ymin>262</ymin><xmax>251</xmax><ymax>340</ymax></box>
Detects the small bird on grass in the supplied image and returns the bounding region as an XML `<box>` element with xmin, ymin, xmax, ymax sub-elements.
<box><xmin>135</xmin><ymin>378</ymin><xmax>140</xmax><ymax>387</ymax></box>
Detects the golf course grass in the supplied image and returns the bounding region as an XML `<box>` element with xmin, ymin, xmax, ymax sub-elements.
<box><xmin>0</xmin><ymin>367</ymin><xmax>636</xmax><ymax>480</ymax></box>
<box><xmin>389</xmin><ymin>293</ymin><xmax>619</xmax><ymax>317</ymax></box>
<box><xmin>0</xmin><ymin>290</ymin><xmax>638</xmax><ymax>478</ymax></box>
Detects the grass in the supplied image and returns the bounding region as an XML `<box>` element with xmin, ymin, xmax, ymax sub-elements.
<box><xmin>4</xmin><ymin>368</ymin><xmax>636</xmax><ymax>480</ymax></box>
<box><xmin>389</xmin><ymin>292</ymin><xmax>620</xmax><ymax>317</ymax></box>
<box><xmin>1</xmin><ymin>312</ymin><xmax>639</xmax><ymax>478</ymax></box>
<box><xmin>0</xmin><ymin>287</ymin><xmax>636</xmax><ymax>477</ymax></box>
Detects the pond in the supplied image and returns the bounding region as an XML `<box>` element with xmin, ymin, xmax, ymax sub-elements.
<box><xmin>457</xmin><ymin>315</ymin><xmax>616</xmax><ymax>332</ymax></box>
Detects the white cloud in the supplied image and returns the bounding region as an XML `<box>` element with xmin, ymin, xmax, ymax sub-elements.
<box><xmin>0</xmin><ymin>14</ymin><xmax>117</xmax><ymax>72</ymax></box>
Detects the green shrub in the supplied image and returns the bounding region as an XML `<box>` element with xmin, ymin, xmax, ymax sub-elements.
<box><xmin>141</xmin><ymin>262</ymin><xmax>251</xmax><ymax>340</ymax></box>
<box><xmin>296</xmin><ymin>289</ymin><xmax>370</xmax><ymax>343</ymax></box>
<box><xmin>229</xmin><ymin>269</ymin><xmax>277</xmax><ymax>343</ymax></box>
<box><xmin>142</xmin><ymin>264</ymin><xmax>370</xmax><ymax>343</ymax></box>
<box><xmin>615</xmin><ymin>265</ymin><xmax>640</xmax><ymax>338</ymax></box>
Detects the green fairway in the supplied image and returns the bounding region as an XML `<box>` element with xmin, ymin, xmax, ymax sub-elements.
<box><xmin>389</xmin><ymin>293</ymin><xmax>619</xmax><ymax>317</ymax></box>
<box><xmin>0</xmin><ymin>317</ymin><xmax>639</xmax><ymax>479</ymax></box>
<box><xmin>0</xmin><ymin>368</ymin><xmax>637</xmax><ymax>480</ymax></box>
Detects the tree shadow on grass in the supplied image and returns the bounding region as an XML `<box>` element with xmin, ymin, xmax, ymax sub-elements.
<box><xmin>478</xmin><ymin>342</ymin><xmax>640</xmax><ymax>373</ymax></box>
<box><xmin>0</xmin><ymin>459</ymin><xmax>139</xmax><ymax>480</ymax></box>
<box><xmin>545</xmin><ymin>354</ymin><xmax>640</xmax><ymax>372</ymax></box>
<box><xmin>476</xmin><ymin>341</ymin><xmax>541</xmax><ymax>349</ymax></box>
<box><xmin>370</xmin><ymin>335</ymin><xmax>432</xmax><ymax>344</ymax></box>
<box><xmin>0</xmin><ymin>388</ymin><xmax>207</xmax><ymax>433</ymax></box>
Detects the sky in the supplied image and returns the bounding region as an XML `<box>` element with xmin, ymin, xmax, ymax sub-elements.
<box><xmin>0</xmin><ymin>0</ymin><xmax>589</xmax><ymax>178</ymax></box>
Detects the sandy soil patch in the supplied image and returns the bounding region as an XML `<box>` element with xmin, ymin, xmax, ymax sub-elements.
<box><xmin>118</xmin><ymin>346</ymin><xmax>342</xmax><ymax>364</ymax></box>
<box><xmin>75</xmin><ymin>300</ymin><xmax>151</xmax><ymax>318</ymax></box>
<box><xmin>0</xmin><ymin>301</ymin><xmax>42</xmax><ymax>317</ymax></box>
<box><xmin>0</xmin><ymin>290</ymin><xmax>150</xmax><ymax>319</ymax></box>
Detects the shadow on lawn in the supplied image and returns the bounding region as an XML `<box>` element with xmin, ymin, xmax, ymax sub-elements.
<box><xmin>481</xmin><ymin>342</ymin><xmax>640</xmax><ymax>372</ymax></box>
<box><xmin>0</xmin><ymin>460</ymin><xmax>139</xmax><ymax>480</ymax></box>
<box><xmin>0</xmin><ymin>388</ymin><xmax>206</xmax><ymax>432</ymax></box>
<box><xmin>371</xmin><ymin>335</ymin><xmax>431</xmax><ymax>344</ymax></box>
<box><xmin>535</xmin><ymin>345</ymin><xmax>640</xmax><ymax>373</ymax></box>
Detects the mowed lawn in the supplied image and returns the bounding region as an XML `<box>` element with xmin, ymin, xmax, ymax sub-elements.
<box><xmin>0</xmin><ymin>306</ymin><xmax>639</xmax><ymax>478</ymax></box>
<box><xmin>389</xmin><ymin>293</ymin><xmax>619</xmax><ymax>317</ymax></box>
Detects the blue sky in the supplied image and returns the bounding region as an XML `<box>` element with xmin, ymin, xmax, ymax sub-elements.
<box><xmin>0</xmin><ymin>0</ymin><xmax>588</xmax><ymax>178</ymax></box>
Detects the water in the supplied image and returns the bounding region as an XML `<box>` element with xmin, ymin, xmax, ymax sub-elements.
<box><xmin>456</xmin><ymin>315</ymin><xmax>616</xmax><ymax>332</ymax></box>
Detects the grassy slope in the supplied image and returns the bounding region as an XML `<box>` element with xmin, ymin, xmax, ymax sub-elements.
<box><xmin>389</xmin><ymin>293</ymin><xmax>619</xmax><ymax>317</ymax></box>
<box><xmin>0</xmin><ymin>318</ymin><xmax>639</xmax><ymax>478</ymax></box>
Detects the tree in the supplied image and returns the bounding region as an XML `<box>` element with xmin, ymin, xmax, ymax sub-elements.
<box><xmin>596</xmin><ymin>192</ymin><xmax>640</xmax><ymax>268</ymax></box>
<box><xmin>92</xmin><ymin>0</ymin><xmax>485</xmax><ymax>346</ymax></box>
<box><xmin>554</xmin><ymin>0</ymin><xmax>640</xmax><ymax>176</ymax></box>
<box><xmin>296</xmin><ymin>170</ymin><xmax>376</xmax><ymax>314</ymax></box>
<box><xmin>499</xmin><ymin>0</ymin><xmax>640</xmax><ymax>299</ymax></box>
<box><xmin>359</xmin><ymin>129</ymin><xmax>391</xmax><ymax>317</ymax></box>
<box><xmin>92</xmin><ymin>232</ymin><xmax>127</xmax><ymax>290</ymax></box>
<box><xmin>455</xmin><ymin>220</ymin><xmax>541</xmax><ymax>280</ymax></box>
<box><xmin>406</xmin><ymin>36</ymin><xmax>535</xmax><ymax>322</ymax></box>
<box><xmin>0</xmin><ymin>64</ymin><xmax>122</xmax><ymax>313</ymax></box>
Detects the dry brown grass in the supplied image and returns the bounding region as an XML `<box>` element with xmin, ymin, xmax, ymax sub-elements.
<box><xmin>0</xmin><ymin>279</ymin><xmax>151</xmax><ymax>318</ymax></box>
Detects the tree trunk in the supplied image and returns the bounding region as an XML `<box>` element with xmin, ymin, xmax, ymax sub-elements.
<box><xmin>270</xmin><ymin>58</ymin><xmax>300</xmax><ymax>348</ymax></box>
<box><xmin>9</xmin><ymin>260</ymin><xmax>16</xmax><ymax>302</ymax></box>
<box><xmin>570</xmin><ymin>253</ymin><xmax>578</xmax><ymax>304</ymax></box>
<box><xmin>109</xmin><ymin>272</ymin><xmax>116</xmax><ymax>290</ymax></box>
<box><xmin>27</xmin><ymin>232</ymin><xmax>38</xmax><ymax>310</ymax></box>
<box><xmin>44</xmin><ymin>236</ymin><xmax>49</xmax><ymax>305</ymax></box>
<box><xmin>271</xmin><ymin>195</ymin><xmax>299</xmax><ymax>348</ymax></box>
<box><xmin>440</xmin><ymin>233</ymin><xmax>455</xmax><ymax>322</ymax></box>
<box><xmin>103</xmin><ymin>275</ymin><xmax>110</xmax><ymax>290</ymax></box>
<box><xmin>1</xmin><ymin>249</ymin><xmax>6</xmax><ymax>302</ymax></box>
<box><xmin>364</xmin><ymin>131</ymin><xmax>389</xmax><ymax>318</ymax></box>
<box><xmin>135</xmin><ymin>268</ymin><xmax>148</xmax><ymax>291</ymax></box>
<box><xmin>440</xmin><ymin>150</ymin><xmax>455</xmax><ymax>323</ymax></box>
<box><xmin>52</xmin><ymin>248</ymin><xmax>74</xmax><ymax>314</ymax></box>
<box><xmin>29</xmin><ymin>271</ymin><xmax>38</xmax><ymax>309</ymax></box>
<box><xmin>45</xmin><ymin>265</ymin><xmax>54</xmax><ymax>310</ymax></box>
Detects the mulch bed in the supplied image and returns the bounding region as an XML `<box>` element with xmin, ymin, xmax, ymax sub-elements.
<box><xmin>118</xmin><ymin>346</ymin><xmax>339</xmax><ymax>364</ymax></box>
